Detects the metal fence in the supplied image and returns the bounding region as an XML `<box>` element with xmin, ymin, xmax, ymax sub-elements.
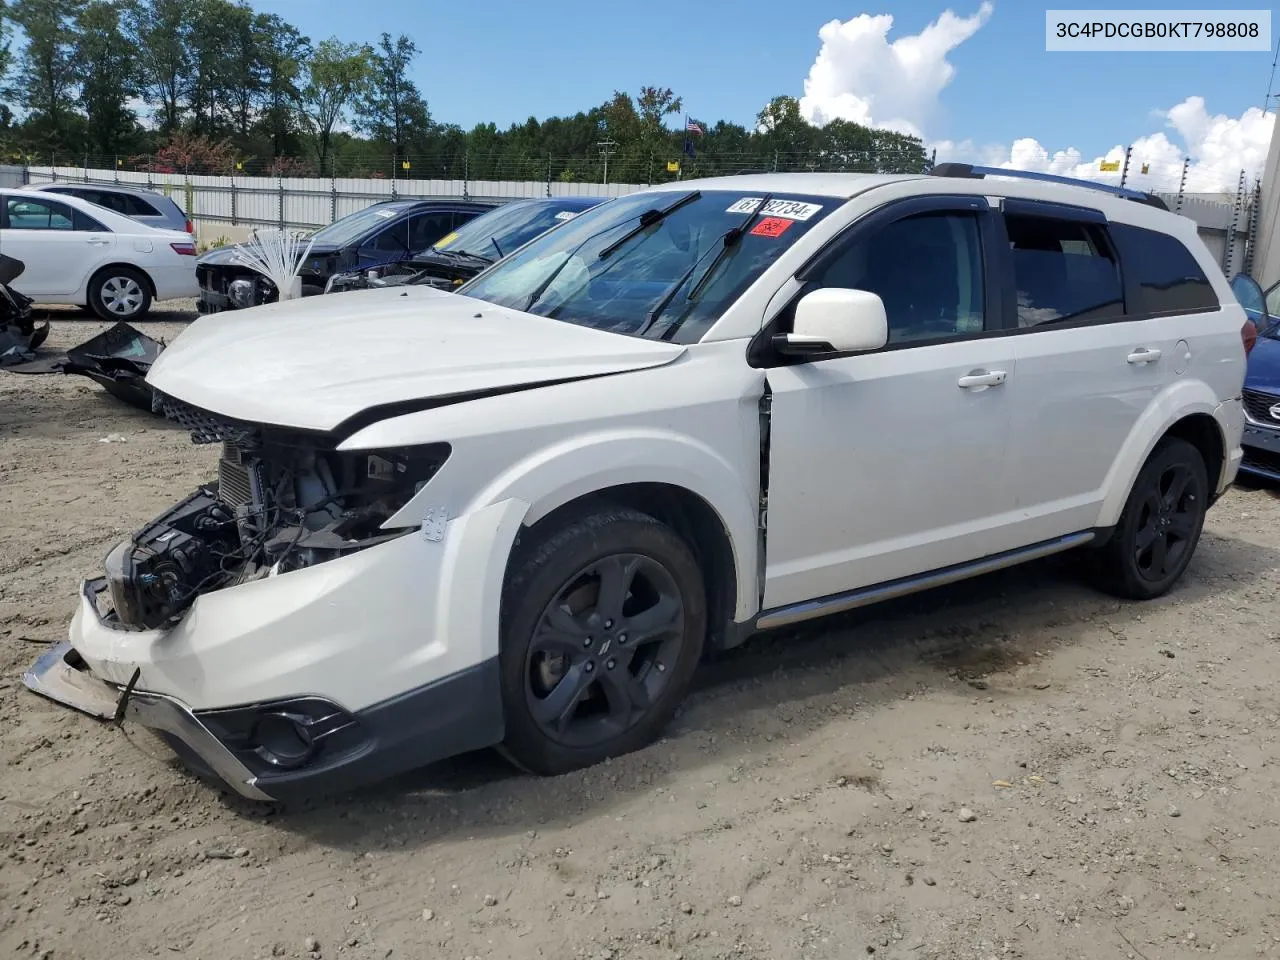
<box><xmin>11</xmin><ymin>163</ymin><xmax>1261</xmax><ymax>276</ymax></box>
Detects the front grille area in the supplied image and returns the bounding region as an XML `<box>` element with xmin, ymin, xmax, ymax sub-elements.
<box><xmin>153</xmin><ymin>392</ymin><xmax>258</xmax><ymax>446</ymax></box>
<box><xmin>1243</xmin><ymin>388</ymin><xmax>1280</xmax><ymax>425</ymax></box>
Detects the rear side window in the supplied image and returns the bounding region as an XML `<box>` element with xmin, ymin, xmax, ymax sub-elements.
<box><xmin>124</xmin><ymin>194</ymin><xmax>162</xmax><ymax>217</ymax></box>
<box><xmin>1110</xmin><ymin>223</ymin><xmax>1219</xmax><ymax>316</ymax></box>
<box><xmin>1005</xmin><ymin>214</ymin><xmax>1125</xmax><ymax>327</ymax></box>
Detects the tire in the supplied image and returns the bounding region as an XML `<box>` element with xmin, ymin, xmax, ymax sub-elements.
<box><xmin>88</xmin><ymin>267</ymin><xmax>152</xmax><ymax>321</ymax></box>
<box><xmin>498</xmin><ymin>507</ymin><xmax>707</xmax><ymax>776</ymax></box>
<box><xmin>1094</xmin><ymin>437</ymin><xmax>1209</xmax><ymax>600</ymax></box>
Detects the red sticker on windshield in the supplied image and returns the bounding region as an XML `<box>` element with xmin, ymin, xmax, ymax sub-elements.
<box><xmin>750</xmin><ymin>216</ymin><xmax>793</xmax><ymax>238</ymax></box>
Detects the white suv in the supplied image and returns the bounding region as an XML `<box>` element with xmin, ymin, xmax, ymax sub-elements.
<box><xmin>25</xmin><ymin>167</ymin><xmax>1248</xmax><ymax>802</ymax></box>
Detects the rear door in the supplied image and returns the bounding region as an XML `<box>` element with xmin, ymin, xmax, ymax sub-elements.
<box><xmin>0</xmin><ymin>194</ymin><xmax>115</xmax><ymax>297</ymax></box>
<box><xmin>998</xmin><ymin>200</ymin><xmax>1171</xmax><ymax>541</ymax></box>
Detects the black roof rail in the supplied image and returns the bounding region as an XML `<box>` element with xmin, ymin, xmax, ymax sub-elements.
<box><xmin>930</xmin><ymin>162</ymin><xmax>1169</xmax><ymax>211</ymax></box>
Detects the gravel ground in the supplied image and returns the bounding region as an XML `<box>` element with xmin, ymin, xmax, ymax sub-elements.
<box><xmin>3</xmin><ymin>314</ymin><xmax>1280</xmax><ymax>960</ymax></box>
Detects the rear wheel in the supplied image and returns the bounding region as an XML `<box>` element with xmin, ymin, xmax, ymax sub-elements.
<box><xmin>1094</xmin><ymin>438</ymin><xmax>1208</xmax><ymax>600</ymax></box>
<box><xmin>498</xmin><ymin>507</ymin><xmax>706</xmax><ymax>775</ymax></box>
<box><xmin>88</xmin><ymin>267</ymin><xmax>152</xmax><ymax>321</ymax></box>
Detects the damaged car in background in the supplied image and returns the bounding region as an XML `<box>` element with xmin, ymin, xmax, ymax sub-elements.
<box><xmin>196</xmin><ymin>198</ymin><xmax>499</xmax><ymax>312</ymax></box>
<box><xmin>24</xmin><ymin>170</ymin><xmax>1248</xmax><ymax>803</ymax></box>
<box><xmin>324</xmin><ymin>195</ymin><xmax>606</xmax><ymax>293</ymax></box>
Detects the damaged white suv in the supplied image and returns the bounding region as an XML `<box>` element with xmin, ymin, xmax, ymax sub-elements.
<box><xmin>27</xmin><ymin>167</ymin><xmax>1249</xmax><ymax>802</ymax></box>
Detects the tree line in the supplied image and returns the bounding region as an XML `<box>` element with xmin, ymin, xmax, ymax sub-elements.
<box><xmin>0</xmin><ymin>0</ymin><xmax>930</xmax><ymax>182</ymax></box>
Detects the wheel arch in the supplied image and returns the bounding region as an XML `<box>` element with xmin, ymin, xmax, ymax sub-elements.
<box><xmin>513</xmin><ymin>482</ymin><xmax>744</xmax><ymax>651</ymax></box>
<box><xmin>1097</xmin><ymin>381</ymin><xmax>1228</xmax><ymax>528</ymax></box>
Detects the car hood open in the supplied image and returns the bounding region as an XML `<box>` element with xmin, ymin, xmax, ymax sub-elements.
<box><xmin>146</xmin><ymin>286</ymin><xmax>686</xmax><ymax>432</ymax></box>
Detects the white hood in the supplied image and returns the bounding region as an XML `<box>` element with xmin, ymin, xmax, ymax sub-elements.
<box><xmin>146</xmin><ymin>286</ymin><xmax>685</xmax><ymax>432</ymax></box>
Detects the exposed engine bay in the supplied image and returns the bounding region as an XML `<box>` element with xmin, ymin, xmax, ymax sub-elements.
<box><xmin>103</xmin><ymin>392</ymin><xmax>449</xmax><ymax>630</ymax></box>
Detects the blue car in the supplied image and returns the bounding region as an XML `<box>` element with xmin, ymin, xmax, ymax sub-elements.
<box><xmin>1231</xmin><ymin>274</ymin><xmax>1280</xmax><ymax>482</ymax></box>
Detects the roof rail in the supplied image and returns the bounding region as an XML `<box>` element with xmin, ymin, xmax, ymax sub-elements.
<box><xmin>930</xmin><ymin>162</ymin><xmax>1169</xmax><ymax>211</ymax></box>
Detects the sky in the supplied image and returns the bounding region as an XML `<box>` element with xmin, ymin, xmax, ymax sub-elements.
<box><xmin>250</xmin><ymin>0</ymin><xmax>1275</xmax><ymax>192</ymax></box>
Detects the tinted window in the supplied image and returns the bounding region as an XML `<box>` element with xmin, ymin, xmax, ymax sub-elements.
<box><xmin>73</xmin><ymin>209</ymin><xmax>108</xmax><ymax>231</ymax></box>
<box><xmin>808</xmin><ymin>212</ymin><xmax>986</xmax><ymax>343</ymax></box>
<box><xmin>6</xmin><ymin>197</ymin><xmax>74</xmax><ymax>230</ymax></box>
<box><xmin>1005</xmin><ymin>214</ymin><xmax>1124</xmax><ymax>327</ymax></box>
<box><xmin>312</xmin><ymin>204</ymin><xmax>414</xmax><ymax>247</ymax></box>
<box><xmin>84</xmin><ymin>190</ymin><xmax>130</xmax><ymax>214</ymax></box>
<box><xmin>1110</xmin><ymin>223</ymin><xmax>1219</xmax><ymax>316</ymax></box>
<box><xmin>124</xmin><ymin>194</ymin><xmax>161</xmax><ymax>217</ymax></box>
<box><xmin>365</xmin><ymin>218</ymin><xmax>410</xmax><ymax>255</ymax></box>
<box><xmin>407</xmin><ymin>212</ymin><xmax>455</xmax><ymax>252</ymax></box>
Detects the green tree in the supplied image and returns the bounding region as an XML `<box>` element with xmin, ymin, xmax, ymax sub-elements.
<box><xmin>10</xmin><ymin>0</ymin><xmax>84</xmax><ymax>152</ymax></box>
<box><xmin>0</xmin><ymin>1</ymin><xmax>13</xmax><ymax>87</ymax></box>
<box><xmin>76</xmin><ymin>0</ymin><xmax>137</xmax><ymax>156</ymax></box>
<box><xmin>253</xmin><ymin>13</ymin><xmax>309</xmax><ymax>158</ymax></box>
<box><xmin>128</xmin><ymin>0</ymin><xmax>190</xmax><ymax>133</ymax></box>
<box><xmin>298</xmin><ymin>37</ymin><xmax>372</xmax><ymax>172</ymax></box>
<box><xmin>357</xmin><ymin>32</ymin><xmax>430</xmax><ymax>160</ymax></box>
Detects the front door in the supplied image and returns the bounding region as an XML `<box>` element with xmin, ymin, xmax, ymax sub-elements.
<box><xmin>762</xmin><ymin>197</ymin><xmax>1018</xmax><ymax>610</ymax></box>
<box><xmin>1</xmin><ymin>194</ymin><xmax>113</xmax><ymax>297</ymax></box>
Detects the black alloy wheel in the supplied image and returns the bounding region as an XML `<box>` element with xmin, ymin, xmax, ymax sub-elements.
<box><xmin>498</xmin><ymin>508</ymin><xmax>706</xmax><ymax>775</ymax></box>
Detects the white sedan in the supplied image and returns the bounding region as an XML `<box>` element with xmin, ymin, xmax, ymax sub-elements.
<box><xmin>0</xmin><ymin>188</ymin><xmax>199</xmax><ymax>321</ymax></box>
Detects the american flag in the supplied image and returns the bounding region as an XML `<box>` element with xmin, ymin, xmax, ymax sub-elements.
<box><xmin>685</xmin><ymin>118</ymin><xmax>704</xmax><ymax>135</ymax></box>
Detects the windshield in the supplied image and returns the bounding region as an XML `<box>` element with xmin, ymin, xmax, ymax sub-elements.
<box><xmin>309</xmin><ymin>204</ymin><xmax>410</xmax><ymax>247</ymax></box>
<box><xmin>458</xmin><ymin>189</ymin><xmax>836</xmax><ymax>343</ymax></box>
<box><xmin>434</xmin><ymin>199</ymin><xmax>602</xmax><ymax>261</ymax></box>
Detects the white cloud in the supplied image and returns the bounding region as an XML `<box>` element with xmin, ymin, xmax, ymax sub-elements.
<box><xmin>794</xmin><ymin>4</ymin><xmax>1274</xmax><ymax>195</ymax></box>
<box><xmin>798</xmin><ymin>2</ymin><xmax>993</xmax><ymax>137</ymax></box>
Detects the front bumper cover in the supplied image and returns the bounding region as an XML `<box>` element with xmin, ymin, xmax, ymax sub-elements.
<box><xmin>24</xmin><ymin>639</ymin><xmax>272</xmax><ymax>801</ymax></box>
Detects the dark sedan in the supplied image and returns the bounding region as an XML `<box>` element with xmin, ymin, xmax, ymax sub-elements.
<box><xmin>196</xmin><ymin>198</ymin><xmax>500</xmax><ymax>313</ymax></box>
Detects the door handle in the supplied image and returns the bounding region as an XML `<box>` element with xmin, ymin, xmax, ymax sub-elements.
<box><xmin>1127</xmin><ymin>347</ymin><xmax>1161</xmax><ymax>365</ymax></box>
<box><xmin>85</xmin><ymin>237</ymin><xmax>110</xmax><ymax>246</ymax></box>
<box><xmin>957</xmin><ymin>369</ymin><xmax>1008</xmax><ymax>389</ymax></box>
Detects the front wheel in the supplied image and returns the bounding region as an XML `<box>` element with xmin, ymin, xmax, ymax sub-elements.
<box><xmin>88</xmin><ymin>267</ymin><xmax>152</xmax><ymax>321</ymax></box>
<box><xmin>1094</xmin><ymin>437</ymin><xmax>1209</xmax><ymax>600</ymax></box>
<box><xmin>498</xmin><ymin>507</ymin><xmax>707</xmax><ymax>775</ymax></box>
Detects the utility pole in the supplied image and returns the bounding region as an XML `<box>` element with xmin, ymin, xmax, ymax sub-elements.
<box><xmin>596</xmin><ymin>139</ymin><xmax>618</xmax><ymax>186</ymax></box>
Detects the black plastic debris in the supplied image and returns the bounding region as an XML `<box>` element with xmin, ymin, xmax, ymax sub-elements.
<box><xmin>61</xmin><ymin>322</ymin><xmax>166</xmax><ymax>411</ymax></box>
<box><xmin>0</xmin><ymin>254</ymin><xmax>49</xmax><ymax>366</ymax></box>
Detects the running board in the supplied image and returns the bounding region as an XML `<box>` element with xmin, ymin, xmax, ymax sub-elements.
<box><xmin>755</xmin><ymin>531</ymin><xmax>1095</xmax><ymax>631</ymax></box>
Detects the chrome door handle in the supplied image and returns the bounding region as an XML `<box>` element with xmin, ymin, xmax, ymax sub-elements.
<box><xmin>1127</xmin><ymin>347</ymin><xmax>1161</xmax><ymax>364</ymax></box>
<box><xmin>86</xmin><ymin>237</ymin><xmax>110</xmax><ymax>246</ymax></box>
<box><xmin>957</xmin><ymin>369</ymin><xmax>1008</xmax><ymax>389</ymax></box>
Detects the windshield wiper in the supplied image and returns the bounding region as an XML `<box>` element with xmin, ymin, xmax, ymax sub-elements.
<box><xmin>428</xmin><ymin>247</ymin><xmax>492</xmax><ymax>265</ymax></box>
<box><xmin>597</xmin><ymin>191</ymin><xmax>701</xmax><ymax>260</ymax></box>
<box><xmin>683</xmin><ymin>193</ymin><xmax>774</xmax><ymax>303</ymax></box>
<box><xmin>490</xmin><ymin>236</ymin><xmax>504</xmax><ymax>259</ymax></box>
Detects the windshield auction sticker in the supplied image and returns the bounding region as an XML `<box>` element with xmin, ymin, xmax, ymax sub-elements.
<box><xmin>726</xmin><ymin>198</ymin><xmax>824</xmax><ymax>221</ymax></box>
<box><xmin>1045</xmin><ymin>9</ymin><xmax>1270</xmax><ymax>50</ymax></box>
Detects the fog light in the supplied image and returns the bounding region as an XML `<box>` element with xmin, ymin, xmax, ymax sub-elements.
<box><xmin>250</xmin><ymin>712</ymin><xmax>316</xmax><ymax>769</ymax></box>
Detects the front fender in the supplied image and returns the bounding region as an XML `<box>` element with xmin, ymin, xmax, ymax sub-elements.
<box><xmin>1095</xmin><ymin>378</ymin><xmax>1226</xmax><ymax>528</ymax></box>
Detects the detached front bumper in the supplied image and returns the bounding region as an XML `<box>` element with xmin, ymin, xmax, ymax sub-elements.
<box><xmin>24</xmin><ymin>637</ymin><xmax>272</xmax><ymax>801</ymax></box>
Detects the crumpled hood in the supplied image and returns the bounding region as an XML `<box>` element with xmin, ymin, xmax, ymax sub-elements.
<box><xmin>146</xmin><ymin>286</ymin><xmax>685</xmax><ymax>432</ymax></box>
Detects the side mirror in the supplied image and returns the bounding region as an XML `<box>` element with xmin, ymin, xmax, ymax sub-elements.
<box><xmin>774</xmin><ymin>288</ymin><xmax>889</xmax><ymax>357</ymax></box>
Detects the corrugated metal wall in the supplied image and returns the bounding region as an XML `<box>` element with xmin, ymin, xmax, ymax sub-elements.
<box><xmin>0</xmin><ymin>165</ymin><xmax>27</xmax><ymax>188</ymax></box>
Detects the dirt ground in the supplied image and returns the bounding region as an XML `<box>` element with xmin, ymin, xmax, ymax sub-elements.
<box><xmin>3</xmin><ymin>313</ymin><xmax>1280</xmax><ymax>960</ymax></box>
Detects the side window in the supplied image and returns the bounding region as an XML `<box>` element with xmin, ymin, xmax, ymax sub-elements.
<box><xmin>1004</xmin><ymin>214</ymin><xmax>1124</xmax><ymax>328</ymax></box>
<box><xmin>124</xmin><ymin>195</ymin><xmax>161</xmax><ymax>217</ymax></box>
<box><xmin>1265</xmin><ymin>281</ymin><xmax>1280</xmax><ymax>319</ymax></box>
<box><xmin>73</xmin><ymin>209</ymin><xmax>108</xmax><ymax>231</ymax></box>
<box><xmin>407</xmin><ymin>212</ymin><xmax>456</xmax><ymax>252</ymax></box>
<box><xmin>1109</xmin><ymin>223</ymin><xmax>1219</xmax><ymax>316</ymax></box>
<box><xmin>809</xmin><ymin>211</ymin><xmax>985</xmax><ymax>344</ymax></box>
<box><xmin>365</xmin><ymin>217</ymin><xmax>410</xmax><ymax>255</ymax></box>
<box><xmin>5</xmin><ymin>197</ymin><xmax>74</xmax><ymax>230</ymax></box>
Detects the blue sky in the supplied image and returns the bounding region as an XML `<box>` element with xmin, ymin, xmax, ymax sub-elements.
<box><xmin>251</xmin><ymin>0</ymin><xmax>1274</xmax><ymax>156</ymax></box>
